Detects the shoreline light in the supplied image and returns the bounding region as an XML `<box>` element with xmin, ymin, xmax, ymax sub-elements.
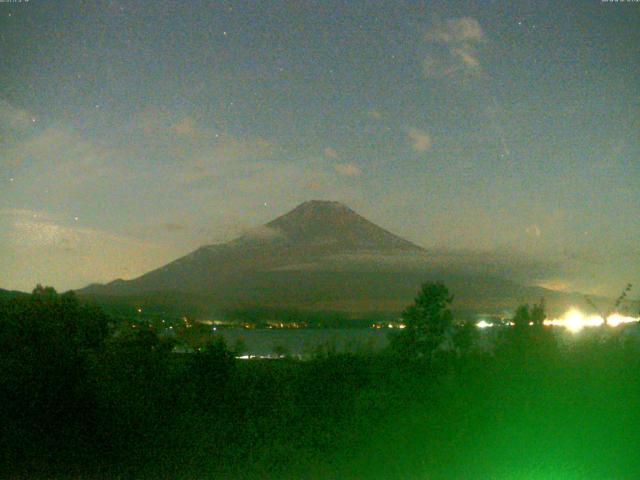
<box><xmin>475</xmin><ymin>308</ymin><xmax>639</xmax><ymax>333</ymax></box>
<box><xmin>544</xmin><ymin>308</ymin><xmax>638</xmax><ymax>333</ymax></box>
<box><xmin>476</xmin><ymin>320</ymin><xmax>494</xmax><ymax>329</ymax></box>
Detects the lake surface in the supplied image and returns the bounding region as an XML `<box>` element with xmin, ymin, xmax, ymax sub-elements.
<box><xmin>212</xmin><ymin>323</ymin><xmax>640</xmax><ymax>358</ymax></box>
<box><xmin>215</xmin><ymin>328</ymin><xmax>391</xmax><ymax>357</ymax></box>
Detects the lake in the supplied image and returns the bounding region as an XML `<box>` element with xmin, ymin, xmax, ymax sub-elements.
<box><xmin>199</xmin><ymin>323</ymin><xmax>640</xmax><ymax>358</ymax></box>
<box><xmin>214</xmin><ymin>328</ymin><xmax>392</xmax><ymax>357</ymax></box>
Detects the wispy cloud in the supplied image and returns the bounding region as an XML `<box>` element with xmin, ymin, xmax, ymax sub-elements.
<box><xmin>239</xmin><ymin>225</ymin><xmax>285</xmax><ymax>242</ymax></box>
<box><xmin>0</xmin><ymin>100</ymin><xmax>371</xmax><ymax>289</ymax></box>
<box><xmin>2</xmin><ymin>126</ymin><xmax>118</xmax><ymax>183</ymax></box>
<box><xmin>408</xmin><ymin>128</ymin><xmax>432</xmax><ymax>152</ymax></box>
<box><xmin>323</xmin><ymin>147</ymin><xmax>339</xmax><ymax>159</ymax></box>
<box><xmin>2</xmin><ymin>208</ymin><xmax>149</xmax><ymax>250</ymax></box>
<box><xmin>161</xmin><ymin>222</ymin><xmax>188</xmax><ymax>233</ymax></box>
<box><xmin>334</xmin><ymin>163</ymin><xmax>362</xmax><ymax>176</ymax></box>
<box><xmin>0</xmin><ymin>100</ymin><xmax>129</xmax><ymax>189</ymax></box>
<box><xmin>170</xmin><ymin>116</ymin><xmax>198</xmax><ymax>137</ymax></box>
<box><xmin>525</xmin><ymin>224</ymin><xmax>542</xmax><ymax>237</ymax></box>
<box><xmin>0</xmin><ymin>208</ymin><xmax>178</xmax><ymax>290</ymax></box>
<box><xmin>324</xmin><ymin>147</ymin><xmax>361</xmax><ymax>176</ymax></box>
<box><xmin>0</xmin><ymin>99</ymin><xmax>34</xmax><ymax>134</ymax></box>
<box><xmin>424</xmin><ymin>17</ymin><xmax>484</xmax><ymax>44</ymax></box>
<box><xmin>123</xmin><ymin>108</ymin><xmax>275</xmax><ymax>185</ymax></box>
<box><xmin>422</xmin><ymin>17</ymin><xmax>485</xmax><ymax>79</ymax></box>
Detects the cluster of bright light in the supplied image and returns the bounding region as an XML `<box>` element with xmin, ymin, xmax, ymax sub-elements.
<box><xmin>475</xmin><ymin>308</ymin><xmax>639</xmax><ymax>333</ymax></box>
<box><xmin>607</xmin><ymin>313</ymin><xmax>638</xmax><ymax>328</ymax></box>
<box><xmin>544</xmin><ymin>308</ymin><xmax>638</xmax><ymax>333</ymax></box>
<box><xmin>544</xmin><ymin>309</ymin><xmax>603</xmax><ymax>333</ymax></box>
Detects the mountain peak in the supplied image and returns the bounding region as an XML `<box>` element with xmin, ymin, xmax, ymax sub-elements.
<box><xmin>77</xmin><ymin>201</ymin><xmax>424</xmax><ymax>298</ymax></box>
<box><xmin>265</xmin><ymin>200</ymin><xmax>422</xmax><ymax>251</ymax></box>
<box><xmin>294</xmin><ymin>200</ymin><xmax>350</xmax><ymax>211</ymax></box>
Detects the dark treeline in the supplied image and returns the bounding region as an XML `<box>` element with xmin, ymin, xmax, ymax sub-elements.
<box><xmin>1</xmin><ymin>284</ymin><xmax>640</xmax><ymax>479</ymax></box>
<box><xmin>222</xmin><ymin>307</ymin><xmax>394</xmax><ymax>328</ymax></box>
<box><xmin>91</xmin><ymin>298</ymin><xmax>395</xmax><ymax>329</ymax></box>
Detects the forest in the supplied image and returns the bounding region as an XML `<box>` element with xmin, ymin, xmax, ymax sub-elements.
<box><xmin>1</xmin><ymin>284</ymin><xmax>640</xmax><ymax>479</ymax></box>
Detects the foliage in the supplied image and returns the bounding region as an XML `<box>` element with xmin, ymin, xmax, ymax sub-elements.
<box><xmin>452</xmin><ymin>320</ymin><xmax>478</xmax><ymax>355</ymax></box>
<box><xmin>231</xmin><ymin>336</ymin><xmax>248</xmax><ymax>356</ymax></box>
<box><xmin>0</xmin><ymin>285</ymin><xmax>109</xmax><ymax>355</ymax></box>
<box><xmin>530</xmin><ymin>298</ymin><xmax>546</xmax><ymax>325</ymax></box>
<box><xmin>0</xmin><ymin>286</ymin><xmax>110</xmax><ymax>472</ymax></box>
<box><xmin>512</xmin><ymin>303</ymin><xmax>531</xmax><ymax>328</ymax></box>
<box><xmin>191</xmin><ymin>335</ymin><xmax>236</xmax><ymax>383</ymax></box>
<box><xmin>390</xmin><ymin>281</ymin><xmax>453</xmax><ymax>358</ymax></box>
<box><xmin>272</xmin><ymin>343</ymin><xmax>290</xmax><ymax>358</ymax></box>
<box><xmin>512</xmin><ymin>299</ymin><xmax>546</xmax><ymax>328</ymax></box>
<box><xmin>497</xmin><ymin>299</ymin><xmax>556</xmax><ymax>361</ymax></box>
<box><xmin>2</xmin><ymin>284</ymin><xmax>640</xmax><ymax>479</ymax></box>
<box><xmin>188</xmin><ymin>336</ymin><xmax>236</xmax><ymax>408</ymax></box>
<box><xmin>586</xmin><ymin>283</ymin><xmax>633</xmax><ymax>324</ymax></box>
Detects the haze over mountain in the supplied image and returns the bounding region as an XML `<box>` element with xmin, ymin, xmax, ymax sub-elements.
<box><xmin>3</xmin><ymin>1</ymin><xmax>638</xmax><ymax>303</ymax></box>
<box><xmin>78</xmin><ymin>201</ymin><xmax>611</xmax><ymax>316</ymax></box>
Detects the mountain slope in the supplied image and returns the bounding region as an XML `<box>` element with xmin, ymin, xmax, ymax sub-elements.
<box><xmin>79</xmin><ymin>201</ymin><xmax>427</xmax><ymax>295</ymax></box>
<box><xmin>76</xmin><ymin>200</ymin><xmax>589</xmax><ymax>315</ymax></box>
<box><xmin>265</xmin><ymin>200</ymin><xmax>422</xmax><ymax>252</ymax></box>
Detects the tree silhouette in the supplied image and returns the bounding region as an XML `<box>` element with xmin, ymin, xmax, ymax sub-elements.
<box><xmin>512</xmin><ymin>304</ymin><xmax>531</xmax><ymax>328</ymax></box>
<box><xmin>0</xmin><ymin>285</ymin><xmax>110</xmax><ymax>454</ymax></box>
<box><xmin>586</xmin><ymin>283</ymin><xmax>632</xmax><ymax>325</ymax></box>
<box><xmin>499</xmin><ymin>299</ymin><xmax>553</xmax><ymax>358</ymax></box>
<box><xmin>189</xmin><ymin>336</ymin><xmax>236</xmax><ymax>407</ymax></box>
<box><xmin>452</xmin><ymin>320</ymin><xmax>478</xmax><ymax>356</ymax></box>
<box><xmin>512</xmin><ymin>300</ymin><xmax>546</xmax><ymax>329</ymax></box>
<box><xmin>390</xmin><ymin>281</ymin><xmax>453</xmax><ymax>358</ymax></box>
<box><xmin>530</xmin><ymin>299</ymin><xmax>546</xmax><ymax>326</ymax></box>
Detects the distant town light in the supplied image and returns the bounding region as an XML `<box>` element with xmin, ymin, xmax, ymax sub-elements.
<box><xmin>544</xmin><ymin>308</ymin><xmax>638</xmax><ymax>333</ymax></box>
<box><xmin>607</xmin><ymin>313</ymin><xmax>637</xmax><ymax>328</ymax></box>
<box><xmin>476</xmin><ymin>320</ymin><xmax>494</xmax><ymax>329</ymax></box>
<box><xmin>473</xmin><ymin>309</ymin><xmax>638</xmax><ymax>332</ymax></box>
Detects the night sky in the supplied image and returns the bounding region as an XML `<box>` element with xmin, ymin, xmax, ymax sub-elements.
<box><xmin>1</xmin><ymin>0</ymin><xmax>638</xmax><ymax>295</ymax></box>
